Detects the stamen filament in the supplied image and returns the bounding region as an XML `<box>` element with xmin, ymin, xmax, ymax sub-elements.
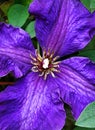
<box><xmin>35</xmin><ymin>50</ymin><xmax>42</xmax><ymax>61</ymax></box>
<box><xmin>31</xmin><ymin>61</ymin><xmax>38</xmax><ymax>66</ymax></box>
<box><xmin>32</xmin><ymin>66</ymin><xmax>39</xmax><ymax>72</ymax></box>
<box><xmin>30</xmin><ymin>50</ymin><xmax>60</xmax><ymax>80</ymax></box>
<box><xmin>30</xmin><ymin>54</ymin><xmax>36</xmax><ymax>61</ymax></box>
<box><xmin>53</xmin><ymin>56</ymin><xmax>60</xmax><ymax>61</ymax></box>
<box><xmin>39</xmin><ymin>72</ymin><xmax>44</xmax><ymax>77</ymax></box>
<box><xmin>50</xmin><ymin>71</ymin><xmax>55</xmax><ymax>77</ymax></box>
<box><xmin>52</xmin><ymin>61</ymin><xmax>60</xmax><ymax>65</ymax></box>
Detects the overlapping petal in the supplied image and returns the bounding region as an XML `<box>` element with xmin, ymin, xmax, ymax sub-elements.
<box><xmin>63</xmin><ymin>57</ymin><xmax>95</xmax><ymax>84</ymax></box>
<box><xmin>0</xmin><ymin>72</ymin><xmax>66</xmax><ymax>130</ymax></box>
<box><xmin>54</xmin><ymin>57</ymin><xmax>95</xmax><ymax>119</ymax></box>
<box><xmin>0</xmin><ymin>23</ymin><xmax>35</xmax><ymax>78</ymax></box>
<box><xmin>29</xmin><ymin>0</ymin><xmax>95</xmax><ymax>56</ymax></box>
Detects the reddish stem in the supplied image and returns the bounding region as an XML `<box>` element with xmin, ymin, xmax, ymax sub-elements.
<box><xmin>0</xmin><ymin>82</ymin><xmax>14</xmax><ymax>85</ymax></box>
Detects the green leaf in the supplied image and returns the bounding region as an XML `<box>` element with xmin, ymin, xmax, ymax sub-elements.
<box><xmin>80</xmin><ymin>0</ymin><xmax>95</xmax><ymax>12</ymax></box>
<box><xmin>25</xmin><ymin>21</ymin><xmax>35</xmax><ymax>38</ymax></box>
<box><xmin>8</xmin><ymin>4</ymin><xmax>29</xmax><ymax>27</ymax></box>
<box><xmin>74</xmin><ymin>127</ymin><xmax>95</xmax><ymax>130</ymax></box>
<box><xmin>90</xmin><ymin>0</ymin><xmax>95</xmax><ymax>11</ymax></box>
<box><xmin>75</xmin><ymin>102</ymin><xmax>95</xmax><ymax>128</ymax></box>
<box><xmin>80</xmin><ymin>0</ymin><xmax>90</xmax><ymax>10</ymax></box>
<box><xmin>0</xmin><ymin>0</ymin><xmax>13</xmax><ymax>15</ymax></box>
<box><xmin>15</xmin><ymin>0</ymin><xmax>32</xmax><ymax>5</ymax></box>
<box><xmin>84</xmin><ymin>37</ymin><xmax>95</xmax><ymax>51</ymax></box>
<box><xmin>78</xmin><ymin>50</ymin><xmax>95</xmax><ymax>62</ymax></box>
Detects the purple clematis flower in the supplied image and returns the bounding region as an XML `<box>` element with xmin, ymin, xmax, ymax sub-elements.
<box><xmin>0</xmin><ymin>0</ymin><xmax>95</xmax><ymax>129</ymax></box>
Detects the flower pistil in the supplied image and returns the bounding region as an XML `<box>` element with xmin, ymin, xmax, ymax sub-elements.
<box><xmin>30</xmin><ymin>50</ymin><xmax>60</xmax><ymax>79</ymax></box>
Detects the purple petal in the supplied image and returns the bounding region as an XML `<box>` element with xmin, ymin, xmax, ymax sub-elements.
<box><xmin>63</xmin><ymin>56</ymin><xmax>95</xmax><ymax>84</ymax></box>
<box><xmin>0</xmin><ymin>23</ymin><xmax>35</xmax><ymax>78</ymax></box>
<box><xmin>29</xmin><ymin>0</ymin><xmax>95</xmax><ymax>56</ymax></box>
<box><xmin>54</xmin><ymin>57</ymin><xmax>95</xmax><ymax>119</ymax></box>
<box><xmin>0</xmin><ymin>72</ymin><xmax>66</xmax><ymax>130</ymax></box>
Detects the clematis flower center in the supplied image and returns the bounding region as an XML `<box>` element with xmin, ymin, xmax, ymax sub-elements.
<box><xmin>30</xmin><ymin>50</ymin><xmax>60</xmax><ymax>79</ymax></box>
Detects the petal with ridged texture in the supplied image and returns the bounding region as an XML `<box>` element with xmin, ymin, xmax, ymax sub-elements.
<box><xmin>29</xmin><ymin>0</ymin><xmax>95</xmax><ymax>56</ymax></box>
<box><xmin>0</xmin><ymin>72</ymin><xmax>66</xmax><ymax>130</ymax></box>
<box><xmin>54</xmin><ymin>57</ymin><xmax>95</xmax><ymax>119</ymax></box>
<box><xmin>0</xmin><ymin>23</ymin><xmax>35</xmax><ymax>78</ymax></box>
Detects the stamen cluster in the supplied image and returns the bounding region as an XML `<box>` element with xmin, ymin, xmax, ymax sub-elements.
<box><xmin>30</xmin><ymin>50</ymin><xmax>60</xmax><ymax>80</ymax></box>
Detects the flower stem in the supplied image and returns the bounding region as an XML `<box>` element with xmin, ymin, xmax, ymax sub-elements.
<box><xmin>0</xmin><ymin>82</ymin><xmax>14</xmax><ymax>85</ymax></box>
